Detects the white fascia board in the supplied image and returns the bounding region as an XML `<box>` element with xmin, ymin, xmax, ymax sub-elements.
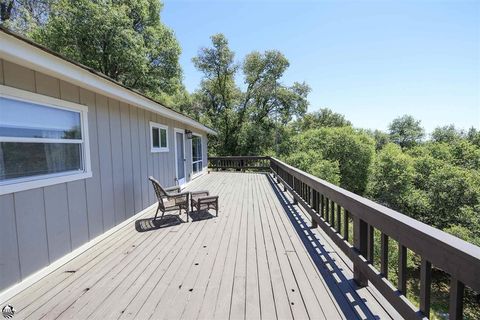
<box><xmin>0</xmin><ymin>31</ymin><xmax>217</xmax><ymax>135</ymax></box>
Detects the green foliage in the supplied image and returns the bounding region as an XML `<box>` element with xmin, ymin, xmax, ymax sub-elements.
<box><xmin>192</xmin><ymin>34</ymin><xmax>310</xmax><ymax>156</ymax></box>
<box><xmin>431</xmin><ymin>124</ymin><xmax>464</xmax><ymax>143</ymax></box>
<box><xmin>283</xmin><ymin>150</ymin><xmax>340</xmax><ymax>185</ymax></box>
<box><xmin>32</xmin><ymin>0</ymin><xmax>182</xmax><ymax>97</ymax></box>
<box><xmin>288</xmin><ymin>127</ymin><xmax>375</xmax><ymax>194</ymax></box>
<box><xmin>388</xmin><ymin>114</ymin><xmax>425</xmax><ymax>148</ymax></box>
<box><xmin>444</xmin><ymin>224</ymin><xmax>480</xmax><ymax>247</ymax></box>
<box><xmin>291</xmin><ymin>108</ymin><xmax>352</xmax><ymax>132</ymax></box>
<box><xmin>0</xmin><ymin>0</ymin><xmax>52</xmax><ymax>33</ymax></box>
<box><xmin>467</xmin><ymin>127</ymin><xmax>480</xmax><ymax>147</ymax></box>
<box><xmin>368</xmin><ymin>143</ymin><xmax>416</xmax><ymax>208</ymax></box>
<box><xmin>371</xmin><ymin>129</ymin><xmax>390</xmax><ymax>151</ymax></box>
<box><xmin>425</xmin><ymin>165</ymin><xmax>480</xmax><ymax>230</ymax></box>
<box><xmin>369</xmin><ymin>141</ymin><xmax>480</xmax><ymax>236</ymax></box>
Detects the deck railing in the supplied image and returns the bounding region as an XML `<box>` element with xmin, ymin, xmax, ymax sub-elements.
<box><xmin>208</xmin><ymin>156</ymin><xmax>270</xmax><ymax>171</ymax></box>
<box><xmin>208</xmin><ymin>156</ymin><xmax>480</xmax><ymax>320</ymax></box>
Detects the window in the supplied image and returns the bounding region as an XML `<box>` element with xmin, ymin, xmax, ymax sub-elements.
<box><xmin>192</xmin><ymin>134</ymin><xmax>203</xmax><ymax>175</ymax></box>
<box><xmin>150</xmin><ymin>122</ymin><xmax>168</xmax><ymax>152</ymax></box>
<box><xmin>0</xmin><ymin>85</ymin><xmax>91</xmax><ymax>194</ymax></box>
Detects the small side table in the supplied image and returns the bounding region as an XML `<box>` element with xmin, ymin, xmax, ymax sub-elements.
<box><xmin>190</xmin><ymin>191</ymin><xmax>219</xmax><ymax>218</ymax></box>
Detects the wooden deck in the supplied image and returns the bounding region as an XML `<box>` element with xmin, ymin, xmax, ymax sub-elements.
<box><xmin>7</xmin><ymin>172</ymin><xmax>399</xmax><ymax>320</ymax></box>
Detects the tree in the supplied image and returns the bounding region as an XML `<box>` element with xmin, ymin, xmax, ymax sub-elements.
<box><xmin>0</xmin><ymin>0</ymin><xmax>52</xmax><ymax>34</ymax></box>
<box><xmin>371</xmin><ymin>130</ymin><xmax>390</xmax><ymax>151</ymax></box>
<box><xmin>32</xmin><ymin>0</ymin><xmax>182</xmax><ymax>97</ymax></box>
<box><xmin>291</xmin><ymin>108</ymin><xmax>351</xmax><ymax>132</ymax></box>
<box><xmin>290</xmin><ymin>127</ymin><xmax>375</xmax><ymax>194</ymax></box>
<box><xmin>426</xmin><ymin>164</ymin><xmax>480</xmax><ymax>230</ymax></box>
<box><xmin>193</xmin><ymin>34</ymin><xmax>310</xmax><ymax>155</ymax></box>
<box><xmin>283</xmin><ymin>151</ymin><xmax>340</xmax><ymax>185</ymax></box>
<box><xmin>192</xmin><ymin>34</ymin><xmax>241</xmax><ymax>154</ymax></box>
<box><xmin>467</xmin><ymin>127</ymin><xmax>480</xmax><ymax>147</ymax></box>
<box><xmin>388</xmin><ymin>115</ymin><xmax>425</xmax><ymax>148</ymax></box>
<box><xmin>368</xmin><ymin>143</ymin><xmax>416</xmax><ymax>208</ymax></box>
<box><xmin>431</xmin><ymin>125</ymin><xmax>464</xmax><ymax>143</ymax></box>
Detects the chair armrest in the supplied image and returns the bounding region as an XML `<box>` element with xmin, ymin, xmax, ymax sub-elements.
<box><xmin>168</xmin><ymin>191</ymin><xmax>189</xmax><ymax>198</ymax></box>
<box><xmin>198</xmin><ymin>196</ymin><xmax>218</xmax><ymax>203</ymax></box>
<box><xmin>169</xmin><ymin>191</ymin><xmax>189</xmax><ymax>205</ymax></box>
<box><xmin>191</xmin><ymin>190</ymin><xmax>210</xmax><ymax>197</ymax></box>
<box><xmin>165</xmin><ymin>186</ymin><xmax>181</xmax><ymax>193</ymax></box>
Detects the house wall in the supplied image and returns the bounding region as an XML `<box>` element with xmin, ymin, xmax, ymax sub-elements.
<box><xmin>0</xmin><ymin>59</ymin><xmax>209</xmax><ymax>292</ymax></box>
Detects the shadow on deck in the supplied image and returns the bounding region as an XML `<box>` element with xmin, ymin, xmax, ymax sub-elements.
<box><xmin>267</xmin><ymin>174</ymin><xmax>387</xmax><ymax>319</ymax></box>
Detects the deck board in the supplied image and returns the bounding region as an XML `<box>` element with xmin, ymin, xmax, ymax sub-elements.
<box><xmin>8</xmin><ymin>172</ymin><xmax>398</xmax><ymax>320</ymax></box>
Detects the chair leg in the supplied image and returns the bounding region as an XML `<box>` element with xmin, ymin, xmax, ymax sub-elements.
<box><xmin>154</xmin><ymin>206</ymin><xmax>160</xmax><ymax>220</ymax></box>
<box><xmin>159</xmin><ymin>209</ymin><xmax>166</xmax><ymax>220</ymax></box>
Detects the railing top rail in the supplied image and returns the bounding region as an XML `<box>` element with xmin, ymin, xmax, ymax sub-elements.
<box><xmin>269</xmin><ymin>157</ymin><xmax>480</xmax><ymax>291</ymax></box>
<box><xmin>209</xmin><ymin>156</ymin><xmax>270</xmax><ymax>160</ymax></box>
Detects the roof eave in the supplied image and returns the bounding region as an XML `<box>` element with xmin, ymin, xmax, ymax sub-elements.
<box><xmin>0</xmin><ymin>28</ymin><xmax>217</xmax><ymax>136</ymax></box>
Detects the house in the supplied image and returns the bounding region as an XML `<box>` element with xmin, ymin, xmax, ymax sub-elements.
<box><xmin>1</xmin><ymin>28</ymin><xmax>479</xmax><ymax>320</ymax></box>
<box><xmin>0</xmin><ymin>27</ymin><xmax>216</xmax><ymax>294</ymax></box>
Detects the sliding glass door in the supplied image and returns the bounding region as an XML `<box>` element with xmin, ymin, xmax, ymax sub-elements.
<box><xmin>192</xmin><ymin>134</ymin><xmax>203</xmax><ymax>175</ymax></box>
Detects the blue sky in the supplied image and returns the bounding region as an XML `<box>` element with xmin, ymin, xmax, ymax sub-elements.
<box><xmin>162</xmin><ymin>0</ymin><xmax>479</xmax><ymax>133</ymax></box>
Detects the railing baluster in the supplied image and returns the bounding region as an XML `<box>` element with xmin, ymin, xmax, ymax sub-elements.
<box><xmin>343</xmin><ymin>210</ymin><xmax>349</xmax><ymax>241</ymax></box>
<box><xmin>336</xmin><ymin>204</ymin><xmax>341</xmax><ymax>232</ymax></box>
<box><xmin>320</xmin><ymin>194</ymin><xmax>324</xmax><ymax>219</ymax></box>
<box><xmin>331</xmin><ymin>200</ymin><xmax>336</xmax><ymax>229</ymax></box>
<box><xmin>449</xmin><ymin>278</ymin><xmax>464</xmax><ymax>320</ymax></box>
<box><xmin>420</xmin><ymin>258</ymin><xmax>432</xmax><ymax>317</ymax></box>
<box><xmin>353</xmin><ymin>216</ymin><xmax>368</xmax><ymax>287</ymax></box>
<box><xmin>380</xmin><ymin>233</ymin><xmax>388</xmax><ymax>278</ymax></box>
<box><xmin>311</xmin><ymin>187</ymin><xmax>318</xmax><ymax>228</ymax></box>
<box><xmin>325</xmin><ymin>197</ymin><xmax>330</xmax><ymax>222</ymax></box>
<box><xmin>398</xmin><ymin>244</ymin><xmax>407</xmax><ymax>294</ymax></box>
<box><xmin>367</xmin><ymin>225</ymin><xmax>374</xmax><ymax>263</ymax></box>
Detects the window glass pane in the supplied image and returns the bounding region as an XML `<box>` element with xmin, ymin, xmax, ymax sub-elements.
<box><xmin>0</xmin><ymin>142</ymin><xmax>82</xmax><ymax>180</ymax></box>
<box><xmin>0</xmin><ymin>97</ymin><xmax>81</xmax><ymax>139</ymax></box>
<box><xmin>152</xmin><ymin>127</ymin><xmax>160</xmax><ymax>147</ymax></box>
<box><xmin>193</xmin><ymin>162</ymin><xmax>202</xmax><ymax>174</ymax></box>
<box><xmin>192</xmin><ymin>136</ymin><xmax>202</xmax><ymax>162</ymax></box>
<box><xmin>160</xmin><ymin>129</ymin><xmax>167</xmax><ymax>148</ymax></box>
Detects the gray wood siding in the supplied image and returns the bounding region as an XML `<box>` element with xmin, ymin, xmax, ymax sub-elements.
<box><xmin>0</xmin><ymin>59</ymin><xmax>210</xmax><ymax>293</ymax></box>
<box><xmin>0</xmin><ymin>194</ymin><xmax>20</xmax><ymax>289</ymax></box>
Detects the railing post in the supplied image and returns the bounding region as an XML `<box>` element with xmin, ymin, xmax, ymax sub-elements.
<box><xmin>449</xmin><ymin>278</ymin><xmax>464</xmax><ymax>320</ymax></box>
<box><xmin>353</xmin><ymin>216</ymin><xmax>368</xmax><ymax>287</ymax></box>
<box><xmin>420</xmin><ymin>258</ymin><xmax>432</xmax><ymax>318</ymax></box>
<box><xmin>398</xmin><ymin>244</ymin><xmax>407</xmax><ymax>294</ymax></box>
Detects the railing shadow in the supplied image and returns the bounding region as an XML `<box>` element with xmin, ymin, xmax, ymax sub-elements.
<box><xmin>266</xmin><ymin>174</ymin><xmax>381</xmax><ymax>320</ymax></box>
<box><xmin>135</xmin><ymin>215</ymin><xmax>183</xmax><ymax>232</ymax></box>
<box><xmin>188</xmin><ymin>210</ymin><xmax>216</xmax><ymax>222</ymax></box>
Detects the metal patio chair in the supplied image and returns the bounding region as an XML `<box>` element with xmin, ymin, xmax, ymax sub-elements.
<box><xmin>149</xmin><ymin>176</ymin><xmax>190</xmax><ymax>222</ymax></box>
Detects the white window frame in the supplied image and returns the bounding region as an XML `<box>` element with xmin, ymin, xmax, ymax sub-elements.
<box><xmin>191</xmin><ymin>132</ymin><xmax>204</xmax><ymax>178</ymax></box>
<box><xmin>150</xmin><ymin>121</ymin><xmax>169</xmax><ymax>153</ymax></box>
<box><xmin>0</xmin><ymin>85</ymin><xmax>92</xmax><ymax>195</ymax></box>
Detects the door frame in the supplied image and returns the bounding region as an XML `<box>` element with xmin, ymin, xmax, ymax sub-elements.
<box><xmin>190</xmin><ymin>131</ymin><xmax>204</xmax><ymax>179</ymax></box>
<box><xmin>174</xmin><ymin>128</ymin><xmax>187</xmax><ymax>187</ymax></box>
